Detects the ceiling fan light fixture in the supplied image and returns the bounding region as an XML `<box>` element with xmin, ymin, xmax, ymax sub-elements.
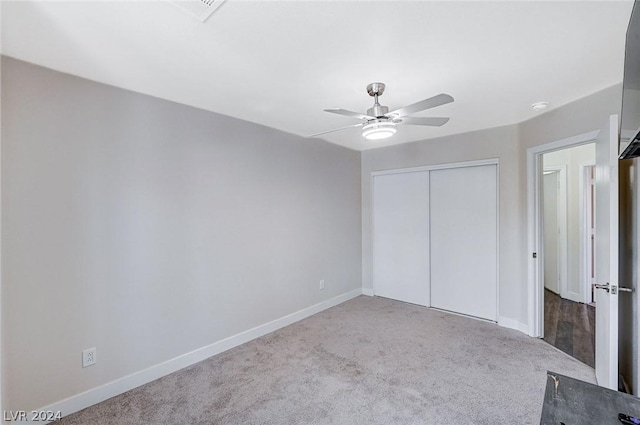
<box><xmin>362</xmin><ymin>120</ymin><xmax>397</xmax><ymax>140</ymax></box>
<box><xmin>309</xmin><ymin>83</ymin><xmax>453</xmax><ymax>140</ymax></box>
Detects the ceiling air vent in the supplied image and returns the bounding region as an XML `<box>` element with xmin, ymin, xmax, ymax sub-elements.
<box><xmin>168</xmin><ymin>0</ymin><xmax>226</xmax><ymax>22</ymax></box>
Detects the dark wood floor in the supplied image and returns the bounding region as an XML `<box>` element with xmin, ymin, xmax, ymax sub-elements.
<box><xmin>544</xmin><ymin>289</ymin><xmax>595</xmax><ymax>368</ymax></box>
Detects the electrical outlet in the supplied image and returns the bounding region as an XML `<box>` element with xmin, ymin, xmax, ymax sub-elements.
<box><xmin>319</xmin><ymin>280</ymin><xmax>325</xmax><ymax>290</ymax></box>
<box><xmin>82</xmin><ymin>347</ymin><xmax>97</xmax><ymax>368</ymax></box>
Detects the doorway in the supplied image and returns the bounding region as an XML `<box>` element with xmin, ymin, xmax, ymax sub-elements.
<box><xmin>528</xmin><ymin>116</ymin><xmax>622</xmax><ymax>390</ymax></box>
<box><xmin>538</xmin><ymin>143</ymin><xmax>596</xmax><ymax>367</ymax></box>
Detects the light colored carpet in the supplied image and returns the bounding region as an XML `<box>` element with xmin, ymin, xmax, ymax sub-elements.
<box><xmin>58</xmin><ymin>295</ymin><xmax>595</xmax><ymax>424</ymax></box>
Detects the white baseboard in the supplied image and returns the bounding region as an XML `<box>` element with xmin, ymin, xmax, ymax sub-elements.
<box><xmin>498</xmin><ymin>316</ymin><xmax>530</xmax><ymax>335</ymax></box>
<box><xmin>34</xmin><ymin>288</ymin><xmax>363</xmax><ymax>424</ymax></box>
<box><xmin>361</xmin><ymin>288</ymin><xmax>374</xmax><ymax>296</ymax></box>
<box><xmin>563</xmin><ymin>291</ymin><xmax>582</xmax><ymax>304</ymax></box>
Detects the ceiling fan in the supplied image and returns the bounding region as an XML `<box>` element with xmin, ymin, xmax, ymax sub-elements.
<box><xmin>309</xmin><ymin>82</ymin><xmax>454</xmax><ymax>140</ymax></box>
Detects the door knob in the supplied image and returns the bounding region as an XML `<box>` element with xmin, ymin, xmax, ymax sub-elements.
<box><xmin>594</xmin><ymin>283</ymin><xmax>634</xmax><ymax>294</ymax></box>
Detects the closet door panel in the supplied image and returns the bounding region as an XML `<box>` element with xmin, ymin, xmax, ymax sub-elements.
<box><xmin>429</xmin><ymin>165</ymin><xmax>498</xmax><ymax>321</ymax></box>
<box><xmin>373</xmin><ymin>171</ymin><xmax>430</xmax><ymax>306</ymax></box>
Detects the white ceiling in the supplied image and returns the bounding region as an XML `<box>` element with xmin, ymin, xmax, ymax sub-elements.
<box><xmin>1</xmin><ymin>0</ymin><xmax>634</xmax><ymax>151</ymax></box>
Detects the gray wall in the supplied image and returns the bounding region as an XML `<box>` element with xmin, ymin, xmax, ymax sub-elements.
<box><xmin>362</xmin><ymin>84</ymin><xmax>622</xmax><ymax>327</ymax></box>
<box><xmin>2</xmin><ymin>52</ymin><xmax>632</xmax><ymax>409</ymax></box>
<box><xmin>1</xmin><ymin>57</ymin><xmax>362</xmax><ymax>411</ymax></box>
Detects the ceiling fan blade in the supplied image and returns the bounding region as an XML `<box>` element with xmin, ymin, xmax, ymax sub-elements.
<box><xmin>387</xmin><ymin>93</ymin><xmax>454</xmax><ymax>118</ymax></box>
<box><xmin>397</xmin><ymin>117</ymin><xmax>450</xmax><ymax>127</ymax></box>
<box><xmin>308</xmin><ymin>123</ymin><xmax>364</xmax><ymax>138</ymax></box>
<box><xmin>324</xmin><ymin>108</ymin><xmax>376</xmax><ymax>121</ymax></box>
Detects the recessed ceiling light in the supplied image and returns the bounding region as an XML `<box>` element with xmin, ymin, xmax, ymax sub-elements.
<box><xmin>531</xmin><ymin>101</ymin><xmax>549</xmax><ymax>112</ymax></box>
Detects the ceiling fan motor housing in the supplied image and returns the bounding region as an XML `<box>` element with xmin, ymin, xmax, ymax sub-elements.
<box><xmin>367</xmin><ymin>104</ymin><xmax>389</xmax><ymax>117</ymax></box>
<box><xmin>366</xmin><ymin>82</ymin><xmax>389</xmax><ymax>117</ymax></box>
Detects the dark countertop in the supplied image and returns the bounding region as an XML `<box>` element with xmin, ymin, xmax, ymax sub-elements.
<box><xmin>541</xmin><ymin>371</ymin><xmax>640</xmax><ymax>425</ymax></box>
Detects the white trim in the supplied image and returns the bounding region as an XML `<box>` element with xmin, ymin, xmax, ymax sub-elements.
<box><xmin>527</xmin><ymin>131</ymin><xmax>599</xmax><ymax>338</ymax></box>
<box><xmin>526</xmin><ymin>150</ymin><xmax>541</xmax><ymax>337</ymax></box>
<box><xmin>32</xmin><ymin>288</ymin><xmax>363</xmax><ymax>424</ymax></box>
<box><xmin>498</xmin><ymin>316</ymin><xmax>530</xmax><ymax>335</ymax></box>
<box><xmin>0</xmin><ymin>8</ymin><xmax>4</xmax><ymax>416</ymax></box>
<box><xmin>542</xmin><ymin>166</ymin><xmax>568</xmax><ymax>301</ymax></box>
<box><xmin>371</xmin><ymin>172</ymin><xmax>378</xmax><ymax>299</ymax></box>
<box><xmin>361</xmin><ymin>288</ymin><xmax>374</xmax><ymax>296</ymax></box>
<box><xmin>579</xmin><ymin>162</ymin><xmax>596</xmax><ymax>304</ymax></box>
<box><xmin>495</xmin><ymin>162</ymin><xmax>501</xmax><ymax>323</ymax></box>
<box><xmin>564</xmin><ymin>292</ymin><xmax>582</xmax><ymax>304</ymax></box>
<box><xmin>528</xmin><ymin>131</ymin><xmax>599</xmax><ymax>156</ymax></box>
<box><xmin>635</xmin><ymin>160</ymin><xmax>640</xmax><ymax>395</ymax></box>
<box><xmin>370</xmin><ymin>157</ymin><xmax>500</xmax><ymax>177</ymax></box>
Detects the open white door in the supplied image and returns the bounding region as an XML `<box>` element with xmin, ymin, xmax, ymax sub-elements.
<box><xmin>594</xmin><ymin>114</ymin><xmax>619</xmax><ymax>390</ymax></box>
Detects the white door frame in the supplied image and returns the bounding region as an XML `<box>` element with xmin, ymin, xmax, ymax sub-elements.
<box><xmin>634</xmin><ymin>161</ymin><xmax>640</xmax><ymax>394</ymax></box>
<box><xmin>542</xmin><ymin>166</ymin><xmax>568</xmax><ymax>299</ymax></box>
<box><xmin>371</xmin><ymin>158</ymin><xmax>499</xmax><ymax>321</ymax></box>
<box><xmin>527</xmin><ymin>131</ymin><xmax>599</xmax><ymax>338</ymax></box>
<box><xmin>538</xmin><ymin>165</ymin><xmax>569</xmax><ymax>298</ymax></box>
<box><xmin>579</xmin><ymin>162</ymin><xmax>596</xmax><ymax>304</ymax></box>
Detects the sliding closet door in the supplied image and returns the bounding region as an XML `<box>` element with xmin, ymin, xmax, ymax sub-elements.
<box><xmin>373</xmin><ymin>171</ymin><xmax>430</xmax><ymax>306</ymax></box>
<box><xmin>429</xmin><ymin>164</ymin><xmax>498</xmax><ymax>321</ymax></box>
